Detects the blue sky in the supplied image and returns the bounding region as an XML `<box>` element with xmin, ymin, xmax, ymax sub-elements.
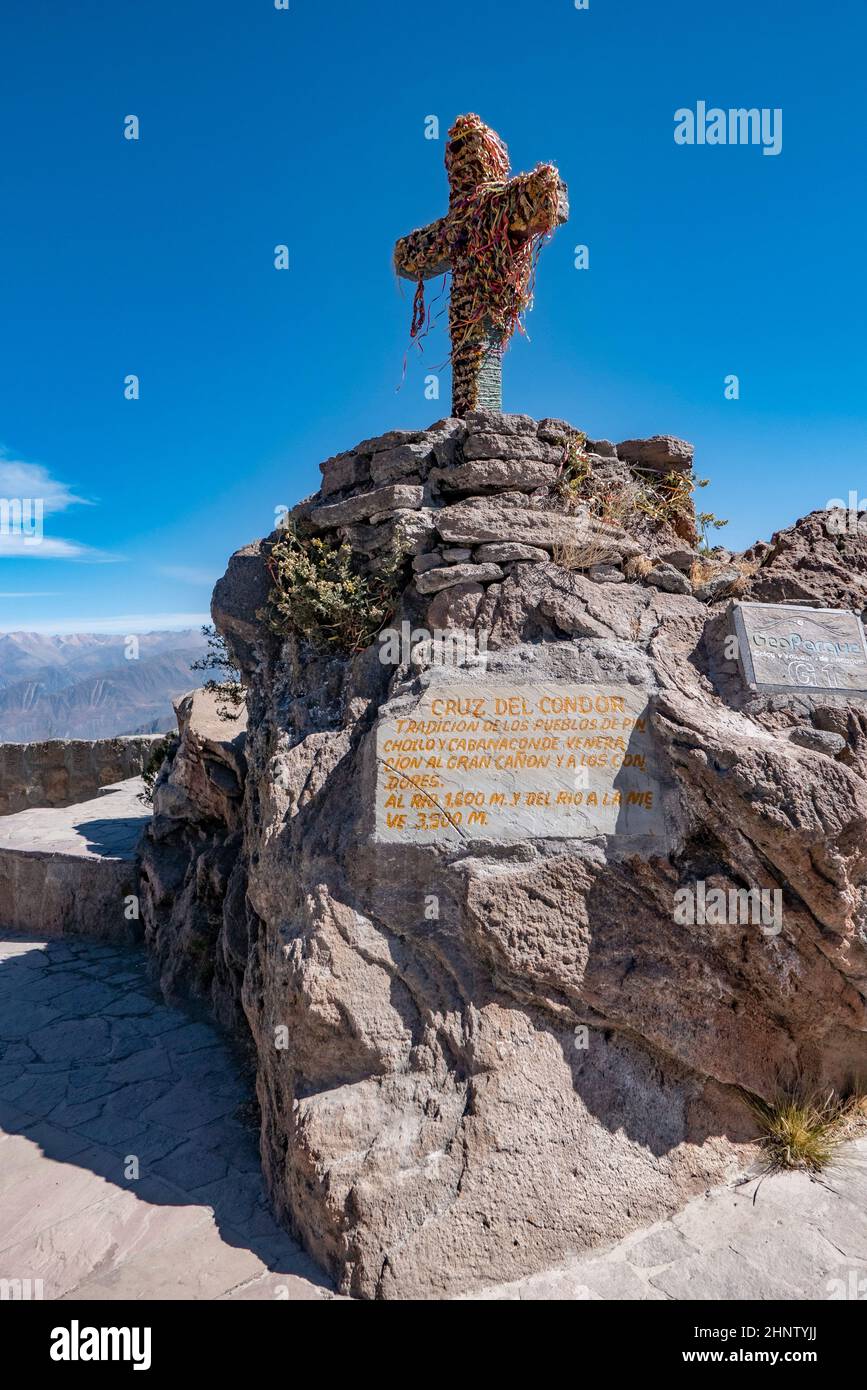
<box><xmin>1</xmin><ymin>0</ymin><xmax>864</xmax><ymax>633</ymax></box>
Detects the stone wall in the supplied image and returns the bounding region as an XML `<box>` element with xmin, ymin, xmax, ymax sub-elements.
<box><xmin>0</xmin><ymin>736</ymin><xmax>164</xmax><ymax>817</ymax></box>
<box><xmin>141</xmin><ymin>411</ymin><xmax>867</xmax><ymax>1299</ymax></box>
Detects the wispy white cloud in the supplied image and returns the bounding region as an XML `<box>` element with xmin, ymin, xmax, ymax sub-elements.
<box><xmin>0</xmin><ymin>612</ymin><xmax>210</xmax><ymax>635</ymax></box>
<box><xmin>0</xmin><ymin>534</ymin><xmax>120</xmax><ymax>561</ymax></box>
<box><xmin>157</xmin><ymin>564</ymin><xmax>217</xmax><ymax>586</ymax></box>
<box><xmin>0</xmin><ymin>591</ymin><xmax>62</xmax><ymax>598</ymax></box>
<box><xmin>0</xmin><ymin>449</ymin><xmax>120</xmax><ymax>562</ymax></box>
<box><xmin>0</xmin><ymin>457</ymin><xmax>89</xmax><ymax>515</ymax></box>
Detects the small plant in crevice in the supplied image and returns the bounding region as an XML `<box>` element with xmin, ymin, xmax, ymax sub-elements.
<box><xmin>139</xmin><ymin>734</ymin><xmax>179</xmax><ymax>806</ymax></box>
<box><xmin>736</xmin><ymin>1082</ymin><xmax>866</xmax><ymax>1174</ymax></box>
<box><xmin>552</xmin><ymin>427</ymin><xmax>590</xmax><ymax>501</ymax></box>
<box><xmin>697</xmin><ymin>509</ymin><xmax>729</xmax><ymax>552</ymax></box>
<box><xmin>549</xmin><ymin>432</ymin><xmax>639</xmax><ymax>539</ymax></box>
<box><xmin>632</xmin><ymin>467</ymin><xmax>694</xmax><ymax>524</ymax></box>
<box><xmin>191</xmin><ymin>625</ymin><xmax>245</xmax><ymax>722</ymax></box>
<box><xmin>263</xmin><ymin>523</ymin><xmax>405</xmax><ymax>654</ymax></box>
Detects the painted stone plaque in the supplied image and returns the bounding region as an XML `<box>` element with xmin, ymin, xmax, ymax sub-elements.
<box><xmin>732</xmin><ymin>601</ymin><xmax>867</xmax><ymax>695</ymax></box>
<box><xmin>374</xmin><ymin>682</ymin><xmax>668</xmax><ymax>844</ymax></box>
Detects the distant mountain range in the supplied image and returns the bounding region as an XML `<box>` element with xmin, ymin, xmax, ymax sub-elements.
<box><xmin>0</xmin><ymin>630</ymin><xmax>210</xmax><ymax>742</ymax></box>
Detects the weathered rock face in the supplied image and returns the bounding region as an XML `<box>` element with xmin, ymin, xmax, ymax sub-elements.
<box><xmin>138</xmin><ymin>689</ymin><xmax>250</xmax><ymax>1031</ymax></box>
<box><xmin>742</xmin><ymin>508</ymin><xmax>867</xmax><ymax>613</ymax></box>
<box><xmin>0</xmin><ymin>736</ymin><xmax>163</xmax><ymax>817</ymax></box>
<box><xmin>149</xmin><ymin>414</ymin><xmax>867</xmax><ymax>1299</ymax></box>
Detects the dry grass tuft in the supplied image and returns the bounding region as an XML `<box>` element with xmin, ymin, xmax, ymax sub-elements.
<box><xmin>689</xmin><ymin>555</ymin><xmax>717</xmax><ymax>586</ymax></box>
<box><xmin>550</xmin><ymin>506</ymin><xmax>624</xmax><ymax>572</ymax></box>
<box><xmin>690</xmin><ymin>555</ymin><xmax>758</xmax><ymax>597</ymax></box>
<box><xmin>737</xmin><ymin>1084</ymin><xmax>866</xmax><ymax>1174</ymax></box>
<box><xmin>551</xmin><ymin>534</ymin><xmax>609</xmax><ymax>571</ymax></box>
<box><xmin>624</xmin><ymin>554</ymin><xmax>653</xmax><ymax>581</ymax></box>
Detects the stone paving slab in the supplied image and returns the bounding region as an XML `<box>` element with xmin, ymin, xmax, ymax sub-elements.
<box><xmin>0</xmin><ymin>933</ymin><xmax>334</xmax><ymax>1301</ymax></box>
<box><xmin>0</xmin><ymin>778</ymin><xmax>150</xmax><ymax>861</ymax></box>
<box><xmin>468</xmin><ymin>1139</ymin><xmax>867</xmax><ymax>1300</ymax></box>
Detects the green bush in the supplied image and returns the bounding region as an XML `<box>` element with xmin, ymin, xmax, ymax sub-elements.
<box><xmin>139</xmin><ymin>734</ymin><xmax>179</xmax><ymax>805</ymax></box>
<box><xmin>263</xmin><ymin>524</ymin><xmax>404</xmax><ymax>654</ymax></box>
<box><xmin>191</xmin><ymin>625</ymin><xmax>245</xmax><ymax>722</ymax></box>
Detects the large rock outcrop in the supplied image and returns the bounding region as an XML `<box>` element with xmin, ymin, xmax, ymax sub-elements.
<box><xmin>146</xmin><ymin>413</ymin><xmax>867</xmax><ymax>1298</ymax></box>
<box><xmin>742</xmin><ymin>508</ymin><xmax>867</xmax><ymax>612</ymax></box>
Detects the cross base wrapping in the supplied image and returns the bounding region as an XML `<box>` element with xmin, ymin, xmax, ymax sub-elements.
<box><xmin>475</xmin><ymin>326</ymin><xmax>504</xmax><ymax>412</ymax></box>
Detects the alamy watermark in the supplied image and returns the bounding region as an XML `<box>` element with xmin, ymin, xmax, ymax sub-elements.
<box><xmin>0</xmin><ymin>497</ymin><xmax>44</xmax><ymax>544</ymax></box>
<box><xmin>50</xmin><ymin>1322</ymin><xmax>151</xmax><ymax>1370</ymax></box>
<box><xmin>378</xmin><ymin>620</ymin><xmax>488</xmax><ymax>669</ymax></box>
<box><xmin>1</xmin><ymin>1277</ymin><xmax>44</xmax><ymax>1300</ymax></box>
<box><xmin>674</xmin><ymin>102</ymin><xmax>782</xmax><ymax>157</ymax></box>
<box><xmin>674</xmin><ymin>880</ymin><xmax>783</xmax><ymax>937</ymax></box>
<box><xmin>825</xmin><ymin>493</ymin><xmax>867</xmax><ymax>535</ymax></box>
<box><xmin>826</xmin><ymin>1270</ymin><xmax>867</xmax><ymax>1300</ymax></box>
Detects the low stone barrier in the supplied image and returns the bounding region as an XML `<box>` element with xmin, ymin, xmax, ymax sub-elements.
<box><xmin>0</xmin><ymin>736</ymin><xmax>165</xmax><ymax>816</ymax></box>
<box><xmin>0</xmin><ymin>778</ymin><xmax>150</xmax><ymax>938</ymax></box>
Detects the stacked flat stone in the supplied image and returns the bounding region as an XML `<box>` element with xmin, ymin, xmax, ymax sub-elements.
<box><xmin>295</xmin><ymin>412</ymin><xmax>710</xmax><ymax>627</ymax></box>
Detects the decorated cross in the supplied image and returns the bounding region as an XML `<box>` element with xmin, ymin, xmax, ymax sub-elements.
<box><xmin>394</xmin><ymin>114</ymin><xmax>568</xmax><ymax>417</ymax></box>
